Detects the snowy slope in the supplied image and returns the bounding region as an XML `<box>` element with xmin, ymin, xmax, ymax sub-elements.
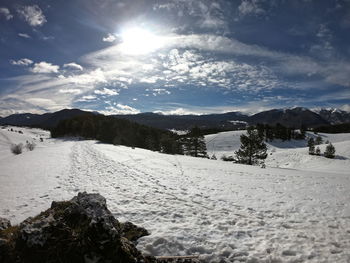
<box><xmin>205</xmin><ymin>130</ymin><xmax>350</xmax><ymax>174</ymax></box>
<box><xmin>1</xmin><ymin>127</ymin><xmax>350</xmax><ymax>262</ymax></box>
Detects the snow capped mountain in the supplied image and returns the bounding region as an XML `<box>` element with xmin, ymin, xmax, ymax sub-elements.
<box><xmin>316</xmin><ymin>108</ymin><xmax>350</xmax><ymax>125</ymax></box>
<box><xmin>2</xmin><ymin>107</ymin><xmax>350</xmax><ymax>131</ymax></box>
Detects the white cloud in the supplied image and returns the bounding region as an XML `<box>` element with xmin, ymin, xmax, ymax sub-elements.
<box><xmin>238</xmin><ymin>0</ymin><xmax>265</xmax><ymax>16</ymax></box>
<box><xmin>77</xmin><ymin>95</ymin><xmax>97</xmax><ymax>102</ymax></box>
<box><xmin>152</xmin><ymin>88</ymin><xmax>171</xmax><ymax>96</ymax></box>
<box><xmin>102</xmin><ymin>104</ymin><xmax>140</xmax><ymax>115</ymax></box>
<box><xmin>10</xmin><ymin>58</ymin><xmax>33</xmax><ymax>66</ymax></box>
<box><xmin>102</xmin><ymin>33</ymin><xmax>117</xmax><ymax>42</ymax></box>
<box><xmin>155</xmin><ymin>108</ymin><xmax>201</xmax><ymax>115</ymax></box>
<box><xmin>94</xmin><ymin>88</ymin><xmax>119</xmax><ymax>96</ymax></box>
<box><xmin>59</xmin><ymin>89</ymin><xmax>82</xmax><ymax>94</ymax></box>
<box><xmin>18</xmin><ymin>33</ymin><xmax>31</xmax><ymax>38</ymax></box>
<box><xmin>17</xmin><ymin>5</ymin><xmax>46</xmax><ymax>27</ymax></box>
<box><xmin>63</xmin><ymin>68</ymin><xmax>106</xmax><ymax>86</ymax></box>
<box><xmin>63</xmin><ymin>62</ymin><xmax>83</xmax><ymax>71</ymax></box>
<box><xmin>31</xmin><ymin>61</ymin><xmax>59</xmax><ymax>73</ymax></box>
<box><xmin>0</xmin><ymin>7</ymin><xmax>13</xmax><ymax>20</ymax></box>
<box><xmin>42</xmin><ymin>36</ymin><xmax>54</xmax><ymax>41</ymax></box>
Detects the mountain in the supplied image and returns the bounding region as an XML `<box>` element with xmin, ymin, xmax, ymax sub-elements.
<box><xmin>317</xmin><ymin>108</ymin><xmax>350</xmax><ymax>125</ymax></box>
<box><xmin>249</xmin><ymin>107</ymin><xmax>329</xmax><ymax>128</ymax></box>
<box><xmin>113</xmin><ymin>112</ymin><xmax>249</xmax><ymax>130</ymax></box>
<box><xmin>0</xmin><ymin>109</ymin><xmax>93</xmax><ymax>129</ymax></box>
<box><xmin>2</xmin><ymin>107</ymin><xmax>350</xmax><ymax>131</ymax></box>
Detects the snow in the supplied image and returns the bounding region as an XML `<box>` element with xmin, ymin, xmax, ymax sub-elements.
<box><xmin>1</xmin><ymin>126</ymin><xmax>350</xmax><ymax>262</ymax></box>
<box><xmin>205</xmin><ymin>130</ymin><xmax>350</xmax><ymax>173</ymax></box>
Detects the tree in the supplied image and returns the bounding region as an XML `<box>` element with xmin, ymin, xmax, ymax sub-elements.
<box><xmin>235</xmin><ymin>127</ymin><xmax>267</xmax><ymax>165</ymax></box>
<box><xmin>300</xmin><ymin>124</ymin><xmax>307</xmax><ymax>139</ymax></box>
<box><xmin>315</xmin><ymin>136</ymin><xmax>323</xmax><ymax>145</ymax></box>
<box><xmin>307</xmin><ymin>138</ymin><xmax>315</xmax><ymax>155</ymax></box>
<box><xmin>184</xmin><ymin>126</ymin><xmax>208</xmax><ymax>158</ymax></box>
<box><xmin>324</xmin><ymin>143</ymin><xmax>335</xmax><ymax>158</ymax></box>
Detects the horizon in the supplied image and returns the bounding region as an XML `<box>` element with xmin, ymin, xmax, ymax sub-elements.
<box><xmin>1</xmin><ymin>0</ymin><xmax>350</xmax><ymax>116</ymax></box>
<box><xmin>1</xmin><ymin>105</ymin><xmax>348</xmax><ymax>118</ymax></box>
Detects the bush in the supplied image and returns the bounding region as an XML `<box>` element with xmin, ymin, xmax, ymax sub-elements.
<box><xmin>324</xmin><ymin>143</ymin><xmax>335</xmax><ymax>158</ymax></box>
<box><xmin>221</xmin><ymin>154</ymin><xmax>235</xmax><ymax>162</ymax></box>
<box><xmin>11</xmin><ymin>143</ymin><xmax>23</xmax><ymax>155</ymax></box>
<box><xmin>26</xmin><ymin>142</ymin><xmax>36</xmax><ymax>151</ymax></box>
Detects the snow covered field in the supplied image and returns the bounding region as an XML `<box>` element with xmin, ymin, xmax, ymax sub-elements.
<box><xmin>206</xmin><ymin>130</ymin><xmax>350</xmax><ymax>174</ymax></box>
<box><xmin>1</xmin><ymin>126</ymin><xmax>350</xmax><ymax>262</ymax></box>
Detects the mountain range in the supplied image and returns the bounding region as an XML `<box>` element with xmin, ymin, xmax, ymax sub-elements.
<box><xmin>0</xmin><ymin>107</ymin><xmax>349</xmax><ymax>131</ymax></box>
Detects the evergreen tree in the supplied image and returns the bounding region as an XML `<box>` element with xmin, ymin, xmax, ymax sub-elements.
<box><xmin>324</xmin><ymin>143</ymin><xmax>335</xmax><ymax>158</ymax></box>
<box><xmin>184</xmin><ymin>126</ymin><xmax>208</xmax><ymax>158</ymax></box>
<box><xmin>315</xmin><ymin>136</ymin><xmax>323</xmax><ymax>145</ymax></box>
<box><xmin>300</xmin><ymin>124</ymin><xmax>307</xmax><ymax>139</ymax></box>
<box><xmin>307</xmin><ymin>138</ymin><xmax>315</xmax><ymax>155</ymax></box>
<box><xmin>235</xmin><ymin>127</ymin><xmax>267</xmax><ymax>165</ymax></box>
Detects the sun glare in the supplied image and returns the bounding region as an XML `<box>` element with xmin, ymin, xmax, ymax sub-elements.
<box><xmin>119</xmin><ymin>27</ymin><xmax>165</xmax><ymax>55</ymax></box>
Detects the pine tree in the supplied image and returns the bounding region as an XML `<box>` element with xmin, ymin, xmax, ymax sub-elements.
<box><xmin>235</xmin><ymin>127</ymin><xmax>267</xmax><ymax>165</ymax></box>
<box><xmin>307</xmin><ymin>138</ymin><xmax>315</xmax><ymax>155</ymax></box>
<box><xmin>300</xmin><ymin>124</ymin><xmax>307</xmax><ymax>139</ymax></box>
<box><xmin>315</xmin><ymin>136</ymin><xmax>323</xmax><ymax>145</ymax></box>
<box><xmin>324</xmin><ymin>143</ymin><xmax>335</xmax><ymax>158</ymax></box>
<box><xmin>184</xmin><ymin>126</ymin><xmax>208</xmax><ymax>158</ymax></box>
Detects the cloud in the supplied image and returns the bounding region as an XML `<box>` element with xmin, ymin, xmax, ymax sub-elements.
<box><xmin>152</xmin><ymin>88</ymin><xmax>171</xmax><ymax>96</ymax></box>
<box><xmin>238</xmin><ymin>0</ymin><xmax>266</xmax><ymax>17</ymax></box>
<box><xmin>0</xmin><ymin>7</ymin><xmax>13</xmax><ymax>20</ymax></box>
<box><xmin>102</xmin><ymin>33</ymin><xmax>117</xmax><ymax>42</ymax></box>
<box><xmin>77</xmin><ymin>95</ymin><xmax>97</xmax><ymax>102</ymax></box>
<box><xmin>155</xmin><ymin>107</ymin><xmax>201</xmax><ymax>115</ymax></box>
<box><xmin>30</xmin><ymin>61</ymin><xmax>59</xmax><ymax>73</ymax></box>
<box><xmin>10</xmin><ymin>58</ymin><xmax>33</xmax><ymax>66</ymax></box>
<box><xmin>310</xmin><ymin>24</ymin><xmax>334</xmax><ymax>57</ymax></box>
<box><xmin>94</xmin><ymin>88</ymin><xmax>119</xmax><ymax>96</ymax></box>
<box><xmin>63</xmin><ymin>62</ymin><xmax>83</xmax><ymax>71</ymax></box>
<box><xmin>102</xmin><ymin>103</ymin><xmax>140</xmax><ymax>115</ymax></box>
<box><xmin>17</xmin><ymin>5</ymin><xmax>47</xmax><ymax>27</ymax></box>
<box><xmin>18</xmin><ymin>33</ymin><xmax>31</xmax><ymax>38</ymax></box>
<box><xmin>59</xmin><ymin>89</ymin><xmax>82</xmax><ymax>94</ymax></box>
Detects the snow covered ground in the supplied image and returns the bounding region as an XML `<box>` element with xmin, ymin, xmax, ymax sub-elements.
<box><xmin>1</xmin><ymin>126</ymin><xmax>350</xmax><ymax>262</ymax></box>
<box><xmin>206</xmin><ymin>130</ymin><xmax>350</xmax><ymax>174</ymax></box>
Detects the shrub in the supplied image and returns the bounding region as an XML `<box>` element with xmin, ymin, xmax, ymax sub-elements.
<box><xmin>221</xmin><ymin>154</ymin><xmax>235</xmax><ymax>162</ymax></box>
<box><xmin>324</xmin><ymin>143</ymin><xmax>335</xmax><ymax>158</ymax></box>
<box><xmin>11</xmin><ymin>143</ymin><xmax>23</xmax><ymax>155</ymax></box>
<box><xmin>26</xmin><ymin>142</ymin><xmax>36</xmax><ymax>151</ymax></box>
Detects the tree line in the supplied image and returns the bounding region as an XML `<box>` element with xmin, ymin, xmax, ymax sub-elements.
<box><xmin>255</xmin><ymin>123</ymin><xmax>306</xmax><ymax>141</ymax></box>
<box><xmin>51</xmin><ymin>114</ymin><xmax>183</xmax><ymax>154</ymax></box>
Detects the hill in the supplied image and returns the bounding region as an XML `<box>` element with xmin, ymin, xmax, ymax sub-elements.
<box><xmin>0</xmin><ymin>109</ymin><xmax>93</xmax><ymax>129</ymax></box>
<box><xmin>0</xmin><ymin>126</ymin><xmax>350</xmax><ymax>262</ymax></box>
<box><xmin>2</xmin><ymin>107</ymin><xmax>350</xmax><ymax>131</ymax></box>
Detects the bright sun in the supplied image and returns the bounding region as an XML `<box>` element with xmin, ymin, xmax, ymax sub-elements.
<box><xmin>119</xmin><ymin>27</ymin><xmax>165</xmax><ymax>55</ymax></box>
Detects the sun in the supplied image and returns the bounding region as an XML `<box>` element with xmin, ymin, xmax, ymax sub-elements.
<box><xmin>119</xmin><ymin>27</ymin><xmax>165</xmax><ymax>55</ymax></box>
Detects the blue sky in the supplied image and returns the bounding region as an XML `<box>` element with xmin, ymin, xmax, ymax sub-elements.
<box><xmin>1</xmin><ymin>0</ymin><xmax>350</xmax><ymax>116</ymax></box>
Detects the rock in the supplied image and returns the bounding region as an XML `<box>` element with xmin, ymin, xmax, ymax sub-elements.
<box><xmin>0</xmin><ymin>192</ymin><xmax>157</xmax><ymax>263</ymax></box>
<box><xmin>0</xmin><ymin>217</ymin><xmax>11</xmax><ymax>230</ymax></box>
<box><xmin>121</xmin><ymin>221</ymin><xmax>150</xmax><ymax>242</ymax></box>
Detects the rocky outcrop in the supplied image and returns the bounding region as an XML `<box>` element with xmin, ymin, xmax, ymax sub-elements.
<box><xmin>0</xmin><ymin>192</ymin><xmax>156</xmax><ymax>263</ymax></box>
<box><xmin>0</xmin><ymin>217</ymin><xmax>11</xmax><ymax>231</ymax></box>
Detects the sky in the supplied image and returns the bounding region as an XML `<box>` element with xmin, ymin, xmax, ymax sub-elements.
<box><xmin>1</xmin><ymin>0</ymin><xmax>350</xmax><ymax>116</ymax></box>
